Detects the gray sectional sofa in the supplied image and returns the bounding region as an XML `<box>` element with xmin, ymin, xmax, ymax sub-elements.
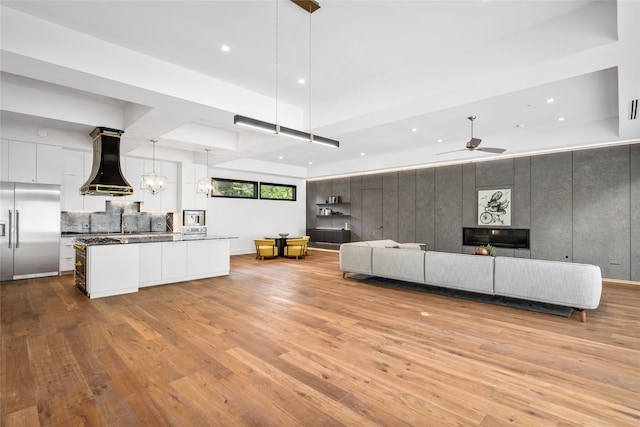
<box><xmin>339</xmin><ymin>240</ymin><xmax>602</xmax><ymax>322</ymax></box>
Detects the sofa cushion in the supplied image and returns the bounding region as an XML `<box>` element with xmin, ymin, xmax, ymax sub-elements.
<box><xmin>339</xmin><ymin>244</ymin><xmax>373</xmax><ymax>275</ymax></box>
<box><xmin>494</xmin><ymin>257</ymin><xmax>602</xmax><ymax>309</ymax></box>
<box><xmin>372</xmin><ymin>247</ymin><xmax>425</xmax><ymax>283</ymax></box>
<box><xmin>365</xmin><ymin>239</ymin><xmax>400</xmax><ymax>248</ymax></box>
<box><xmin>424</xmin><ymin>252</ymin><xmax>495</xmax><ymax>294</ymax></box>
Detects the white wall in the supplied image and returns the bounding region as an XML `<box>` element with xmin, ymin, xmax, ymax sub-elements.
<box><xmin>206</xmin><ymin>168</ymin><xmax>306</xmax><ymax>255</ymax></box>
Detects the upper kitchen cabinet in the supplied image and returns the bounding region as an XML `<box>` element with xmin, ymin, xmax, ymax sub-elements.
<box><xmin>136</xmin><ymin>158</ymin><xmax>178</xmax><ymax>213</ymax></box>
<box><xmin>1</xmin><ymin>140</ymin><xmax>62</xmax><ymax>184</ymax></box>
<box><xmin>159</xmin><ymin>160</ymin><xmax>178</xmax><ymax>213</ymax></box>
<box><xmin>0</xmin><ymin>139</ymin><xmax>8</xmax><ymax>181</ymax></box>
<box><xmin>36</xmin><ymin>144</ymin><xmax>63</xmax><ymax>184</ymax></box>
<box><xmin>178</xmin><ymin>163</ymin><xmax>208</xmax><ymax>211</ymax></box>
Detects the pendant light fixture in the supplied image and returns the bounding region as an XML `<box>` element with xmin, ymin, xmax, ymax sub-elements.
<box><xmin>233</xmin><ymin>0</ymin><xmax>339</xmax><ymax>148</ymax></box>
<box><xmin>140</xmin><ymin>139</ymin><xmax>167</xmax><ymax>195</ymax></box>
<box><xmin>196</xmin><ymin>149</ymin><xmax>215</xmax><ymax>197</ymax></box>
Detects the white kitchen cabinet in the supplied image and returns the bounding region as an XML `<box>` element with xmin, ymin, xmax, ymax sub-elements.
<box><xmin>63</xmin><ymin>149</ymin><xmax>85</xmax><ymax>176</ymax></box>
<box><xmin>59</xmin><ymin>237</ymin><xmax>76</xmax><ymax>273</ymax></box>
<box><xmin>210</xmin><ymin>239</ymin><xmax>231</xmax><ymax>274</ymax></box>
<box><xmin>86</xmin><ymin>243</ymin><xmax>139</xmax><ymax>298</ymax></box>
<box><xmin>138</xmin><ymin>242</ymin><xmax>162</xmax><ymax>286</ymax></box>
<box><xmin>36</xmin><ymin>144</ymin><xmax>63</xmax><ymax>184</ymax></box>
<box><xmin>160</xmin><ymin>160</ymin><xmax>178</xmax><ymax>213</ymax></box>
<box><xmin>4</xmin><ymin>141</ymin><xmax>62</xmax><ymax>184</ymax></box>
<box><xmin>187</xmin><ymin>239</ymin><xmax>210</xmax><ymax>277</ymax></box>
<box><xmin>61</xmin><ymin>174</ymin><xmax>84</xmax><ymax>211</ymax></box>
<box><xmin>84</xmin><ymin>238</ymin><xmax>233</xmax><ymax>296</ymax></box>
<box><xmin>8</xmin><ymin>140</ymin><xmax>36</xmax><ymax>183</ymax></box>
<box><xmin>179</xmin><ymin>162</ymin><xmax>208</xmax><ymax>211</ymax></box>
<box><xmin>0</xmin><ymin>139</ymin><xmax>9</xmax><ymax>181</ymax></box>
<box><xmin>161</xmin><ymin>241</ymin><xmax>187</xmax><ymax>280</ymax></box>
<box><xmin>122</xmin><ymin>157</ymin><xmax>143</xmax><ymax>203</ymax></box>
<box><xmin>141</xmin><ymin>159</ymin><xmax>162</xmax><ymax>212</ymax></box>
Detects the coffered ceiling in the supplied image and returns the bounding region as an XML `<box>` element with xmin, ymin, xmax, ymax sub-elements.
<box><xmin>1</xmin><ymin>0</ymin><xmax>638</xmax><ymax>178</ymax></box>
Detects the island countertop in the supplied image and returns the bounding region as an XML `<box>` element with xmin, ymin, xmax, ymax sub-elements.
<box><xmin>70</xmin><ymin>233</ymin><xmax>238</xmax><ymax>245</ymax></box>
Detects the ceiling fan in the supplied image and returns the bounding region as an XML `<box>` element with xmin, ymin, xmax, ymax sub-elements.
<box><xmin>437</xmin><ymin>116</ymin><xmax>506</xmax><ymax>155</ymax></box>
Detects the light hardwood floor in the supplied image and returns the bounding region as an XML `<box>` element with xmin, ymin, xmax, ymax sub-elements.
<box><xmin>2</xmin><ymin>250</ymin><xmax>639</xmax><ymax>426</ymax></box>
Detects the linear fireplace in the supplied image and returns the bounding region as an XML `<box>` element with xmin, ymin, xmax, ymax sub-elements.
<box><xmin>463</xmin><ymin>227</ymin><xmax>530</xmax><ymax>249</ymax></box>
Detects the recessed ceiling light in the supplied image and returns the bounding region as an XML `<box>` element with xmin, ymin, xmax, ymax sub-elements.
<box><xmin>516</xmin><ymin>123</ymin><xmax>525</xmax><ymax>128</ymax></box>
<box><xmin>220</xmin><ymin>44</ymin><xmax>230</xmax><ymax>52</ymax></box>
<box><xmin>411</xmin><ymin>128</ymin><xmax>417</xmax><ymax>132</ymax></box>
<box><xmin>558</xmin><ymin>117</ymin><xmax>565</xmax><ymax>121</ymax></box>
<box><xmin>298</xmin><ymin>78</ymin><xmax>305</xmax><ymax>84</ymax></box>
<box><xmin>360</xmin><ymin>152</ymin><xmax>365</xmax><ymax>156</ymax></box>
<box><xmin>278</xmin><ymin>156</ymin><xmax>283</xmax><ymax>160</ymax></box>
<box><xmin>308</xmin><ymin>161</ymin><xmax>313</xmax><ymax>165</ymax></box>
<box><xmin>546</xmin><ymin>98</ymin><xmax>555</xmax><ymax>103</ymax></box>
<box><xmin>437</xmin><ymin>139</ymin><xmax>443</xmax><ymax>143</ymax></box>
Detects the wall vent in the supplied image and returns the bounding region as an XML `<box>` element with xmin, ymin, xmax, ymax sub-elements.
<box><xmin>630</xmin><ymin>99</ymin><xmax>639</xmax><ymax>120</ymax></box>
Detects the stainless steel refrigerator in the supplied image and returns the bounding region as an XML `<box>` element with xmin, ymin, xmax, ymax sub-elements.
<box><xmin>1</xmin><ymin>182</ymin><xmax>60</xmax><ymax>281</ymax></box>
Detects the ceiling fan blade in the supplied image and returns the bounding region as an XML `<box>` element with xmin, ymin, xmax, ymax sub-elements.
<box><xmin>477</xmin><ymin>147</ymin><xmax>506</xmax><ymax>154</ymax></box>
<box><xmin>437</xmin><ymin>148</ymin><xmax>468</xmax><ymax>155</ymax></box>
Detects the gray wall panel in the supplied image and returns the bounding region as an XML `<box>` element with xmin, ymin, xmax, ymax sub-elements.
<box><xmin>530</xmin><ymin>153</ymin><xmax>573</xmax><ymax>262</ymax></box>
<box><xmin>416</xmin><ymin>168</ymin><xmax>435</xmax><ymax>249</ymax></box>
<box><xmin>573</xmin><ymin>146</ymin><xmax>630</xmax><ymax>280</ymax></box>
<box><xmin>333</xmin><ymin>178</ymin><xmax>350</xmax><ymax>202</ymax></box>
<box><xmin>462</xmin><ymin>163</ymin><xmax>476</xmax><ymax>227</ymax></box>
<box><xmin>350</xmin><ymin>176</ymin><xmax>363</xmax><ymax>242</ymax></box>
<box><xmin>631</xmin><ymin>144</ymin><xmax>640</xmax><ymax>281</ymax></box>
<box><xmin>362</xmin><ymin>173</ymin><xmax>382</xmax><ymax>190</ymax></box>
<box><xmin>306</xmin><ymin>180</ymin><xmax>317</xmax><ymax>229</ymax></box>
<box><xmin>382</xmin><ymin>172</ymin><xmax>399</xmax><ymax>241</ymax></box>
<box><xmin>316</xmin><ymin>180</ymin><xmax>333</xmax><ymax>204</ymax></box>
<box><xmin>434</xmin><ymin>165</ymin><xmax>462</xmax><ymax>253</ymax></box>
<box><xmin>476</xmin><ymin>159</ymin><xmax>514</xmax><ymax>187</ymax></box>
<box><xmin>314</xmin><ymin>179</ymin><xmax>335</xmax><ymax>231</ymax></box>
<box><xmin>362</xmin><ymin>188</ymin><xmax>383</xmax><ymax>241</ymax></box>
<box><xmin>514</xmin><ymin>157</ymin><xmax>531</xmax><ymax>229</ymax></box>
<box><xmin>331</xmin><ymin>177</ymin><xmax>351</xmax><ymax>230</ymax></box>
<box><xmin>398</xmin><ymin>170</ymin><xmax>416</xmax><ymax>243</ymax></box>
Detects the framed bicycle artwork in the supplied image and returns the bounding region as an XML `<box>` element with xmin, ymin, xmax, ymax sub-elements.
<box><xmin>477</xmin><ymin>188</ymin><xmax>512</xmax><ymax>226</ymax></box>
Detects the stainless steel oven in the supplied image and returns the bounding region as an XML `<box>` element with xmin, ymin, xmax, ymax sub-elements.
<box><xmin>182</xmin><ymin>209</ymin><xmax>206</xmax><ymax>237</ymax></box>
<box><xmin>183</xmin><ymin>210</ymin><xmax>206</xmax><ymax>227</ymax></box>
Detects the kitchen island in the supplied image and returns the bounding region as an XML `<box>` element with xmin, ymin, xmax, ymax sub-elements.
<box><xmin>77</xmin><ymin>234</ymin><xmax>237</xmax><ymax>299</ymax></box>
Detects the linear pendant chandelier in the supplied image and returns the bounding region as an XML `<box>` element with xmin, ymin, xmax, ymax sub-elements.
<box><xmin>233</xmin><ymin>0</ymin><xmax>339</xmax><ymax>149</ymax></box>
<box><xmin>233</xmin><ymin>115</ymin><xmax>339</xmax><ymax>148</ymax></box>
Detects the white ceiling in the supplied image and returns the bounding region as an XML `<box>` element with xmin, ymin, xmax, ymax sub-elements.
<box><xmin>1</xmin><ymin>0</ymin><xmax>638</xmax><ymax>179</ymax></box>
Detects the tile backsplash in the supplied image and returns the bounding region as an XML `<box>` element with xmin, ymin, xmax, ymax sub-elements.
<box><xmin>61</xmin><ymin>201</ymin><xmax>172</xmax><ymax>234</ymax></box>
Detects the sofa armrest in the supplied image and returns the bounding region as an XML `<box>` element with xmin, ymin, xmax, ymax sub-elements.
<box><xmin>340</xmin><ymin>244</ymin><xmax>373</xmax><ymax>276</ymax></box>
<box><xmin>494</xmin><ymin>257</ymin><xmax>602</xmax><ymax>309</ymax></box>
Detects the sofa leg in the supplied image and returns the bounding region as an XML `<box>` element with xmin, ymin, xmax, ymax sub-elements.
<box><xmin>342</xmin><ymin>271</ymin><xmax>346</xmax><ymax>279</ymax></box>
<box><xmin>575</xmin><ymin>309</ymin><xmax>586</xmax><ymax>323</ymax></box>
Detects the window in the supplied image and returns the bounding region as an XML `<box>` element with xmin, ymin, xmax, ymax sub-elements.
<box><xmin>259</xmin><ymin>182</ymin><xmax>297</xmax><ymax>201</ymax></box>
<box><xmin>211</xmin><ymin>178</ymin><xmax>258</xmax><ymax>199</ymax></box>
